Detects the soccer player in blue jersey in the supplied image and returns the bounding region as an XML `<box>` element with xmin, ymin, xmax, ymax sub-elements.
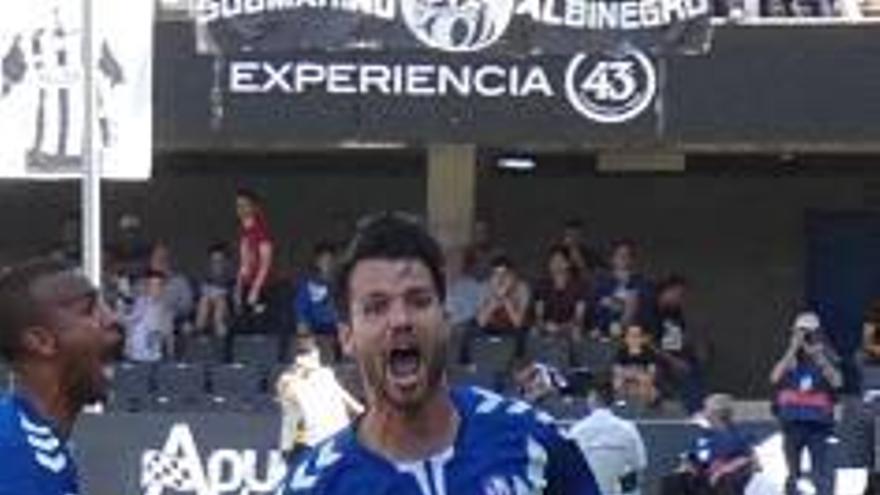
<box><xmin>0</xmin><ymin>259</ymin><xmax>121</xmax><ymax>495</ymax></box>
<box><xmin>275</xmin><ymin>212</ymin><xmax>600</xmax><ymax>495</ymax></box>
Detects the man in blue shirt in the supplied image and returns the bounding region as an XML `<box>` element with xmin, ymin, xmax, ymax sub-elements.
<box><xmin>770</xmin><ymin>311</ymin><xmax>842</xmax><ymax>495</ymax></box>
<box><xmin>294</xmin><ymin>242</ymin><xmax>341</xmax><ymax>360</ymax></box>
<box><xmin>275</xmin><ymin>212</ymin><xmax>600</xmax><ymax>495</ymax></box>
<box><xmin>0</xmin><ymin>259</ymin><xmax>121</xmax><ymax>495</ymax></box>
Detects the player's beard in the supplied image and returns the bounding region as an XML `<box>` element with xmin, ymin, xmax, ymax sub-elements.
<box><xmin>365</xmin><ymin>336</ymin><xmax>448</xmax><ymax>415</ymax></box>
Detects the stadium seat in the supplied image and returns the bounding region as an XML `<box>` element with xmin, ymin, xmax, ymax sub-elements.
<box><xmin>572</xmin><ymin>337</ymin><xmax>617</xmax><ymax>373</ymax></box>
<box><xmin>107</xmin><ymin>361</ymin><xmax>153</xmax><ymax>412</ymax></box>
<box><xmin>232</xmin><ymin>334</ymin><xmax>280</xmax><ymax>366</ymax></box>
<box><xmin>861</xmin><ymin>365</ymin><xmax>880</xmax><ymax>394</ymax></box>
<box><xmin>526</xmin><ymin>335</ymin><xmax>572</xmax><ymax>370</ymax></box>
<box><xmin>153</xmin><ymin>362</ymin><xmax>207</xmax><ymax>410</ymax></box>
<box><xmin>470</xmin><ymin>336</ymin><xmax>517</xmax><ymax>375</ymax></box>
<box><xmin>180</xmin><ymin>335</ymin><xmax>222</xmax><ymax>364</ymax></box>
<box><xmin>209</xmin><ymin>363</ymin><xmax>263</xmax><ymax>399</ymax></box>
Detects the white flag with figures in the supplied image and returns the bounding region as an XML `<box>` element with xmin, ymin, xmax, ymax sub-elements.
<box><xmin>0</xmin><ymin>0</ymin><xmax>153</xmax><ymax>180</ymax></box>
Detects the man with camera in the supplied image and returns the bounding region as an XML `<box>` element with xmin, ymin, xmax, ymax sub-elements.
<box><xmin>770</xmin><ymin>311</ymin><xmax>842</xmax><ymax>495</ymax></box>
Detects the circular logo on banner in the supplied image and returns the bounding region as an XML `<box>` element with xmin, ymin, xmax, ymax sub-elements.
<box><xmin>565</xmin><ymin>47</ymin><xmax>658</xmax><ymax>124</ymax></box>
<box><xmin>400</xmin><ymin>0</ymin><xmax>516</xmax><ymax>52</ymax></box>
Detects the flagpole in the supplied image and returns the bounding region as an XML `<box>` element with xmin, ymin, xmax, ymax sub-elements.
<box><xmin>81</xmin><ymin>0</ymin><xmax>102</xmax><ymax>286</ymax></box>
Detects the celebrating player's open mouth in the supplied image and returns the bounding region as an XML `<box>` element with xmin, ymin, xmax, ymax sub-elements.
<box><xmin>387</xmin><ymin>343</ymin><xmax>423</xmax><ymax>392</ymax></box>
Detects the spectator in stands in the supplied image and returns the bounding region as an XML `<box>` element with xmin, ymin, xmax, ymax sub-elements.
<box><xmin>445</xmin><ymin>247</ymin><xmax>484</xmax><ymax>330</ymax></box>
<box><xmin>294</xmin><ymin>242</ymin><xmax>340</xmax><ymax>361</ymax></box>
<box><xmin>593</xmin><ymin>240</ymin><xmax>651</xmax><ymax>338</ymax></box>
<box><xmin>464</xmin><ymin>218</ymin><xmax>498</xmax><ymax>281</ymax></box>
<box><xmin>234</xmin><ymin>188</ymin><xmax>274</xmax><ymax>321</ymax></box>
<box><xmin>614</xmin><ymin>324</ymin><xmax>660</xmax><ymax>407</ymax></box>
<box><xmin>661</xmin><ymin>394</ymin><xmax>758</xmax><ymax>495</ymax></box>
<box><xmin>148</xmin><ymin>242</ymin><xmax>194</xmax><ymax>329</ymax></box>
<box><xmin>649</xmin><ymin>275</ymin><xmax>707</xmax><ymax>415</ymax></box>
<box><xmin>511</xmin><ymin>357</ymin><xmax>568</xmax><ymax>404</ymax></box>
<box><xmin>559</xmin><ymin>217</ymin><xmax>606</xmax><ymax>277</ymax></box>
<box><xmin>770</xmin><ymin>311</ymin><xmax>841</xmax><ymax>495</ymax></box>
<box><xmin>195</xmin><ymin>243</ymin><xmax>233</xmax><ymax>338</ymax></box>
<box><xmin>275</xmin><ymin>335</ymin><xmax>363</xmax><ymax>463</ymax></box>
<box><xmin>109</xmin><ymin>213</ymin><xmax>151</xmax><ymax>276</ymax></box>
<box><xmin>569</xmin><ymin>375</ymin><xmax>647</xmax><ymax>495</ymax></box>
<box><xmin>860</xmin><ymin>298</ymin><xmax>880</xmax><ymax>365</ymax></box>
<box><xmin>474</xmin><ymin>255</ymin><xmax>531</xmax><ymax>358</ymax></box>
<box><xmin>121</xmin><ymin>269</ymin><xmax>174</xmax><ymax>362</ymax></box>
<box><xmin>534</xmin><ymin>245</ymin><xmax>589</xmax><ymax>341</ymax></box>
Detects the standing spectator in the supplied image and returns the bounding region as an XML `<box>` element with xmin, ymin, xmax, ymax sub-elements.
<box><xmin>649</xmin><ymin>275</ymin><xmax>707</xmax><ymax>415</ymax></box>
<box><xmin>614</xmin><ymin>324</ymin><xmax>660</xmax><ymax>407</ymax></box>
<box><xmin>559</xmin><ymin>217</ymin><xmax>606</xmax><ymax>276</ymax></box>
<box><xmin>569</xmin><ymin>375</ymin><xmax>648</xmax><ymax>495</ymax></box>
<box><xmin>148</xmin><ymin>242</ymin><xmax>194</xmax><ymax>328</ymax></box>
<box><xmin>121</xmin><ymin>269</ymin><xmax>174</xmax><ymax>362</ymax></box>
<box><xmin>195</xmin><ymin>243</ymin><xmax>234</xmax><ymax>338</ymax></box>
<box><xmin>534</xmin><ymin>245</ymin><xmax>589</xmax><ymax>341</ymax></box>
<box><xmin>234</xmin><ymin>189</ymin><xmax>274</xmax><ymax>329</ymax></box>
<box><xmin>473</xmin><ymin>255</ymin><xmax>531</xmax><ymax>358</ymax></box>
<box><xmin>593</xmin><ymin>240</ymin><xmax>651</xmax><ymax>338</ymax></box>
<box><xmin>294</xmin><ymin>242</ymin><xmax>340</xmax><ymax>361</ymax></box>
<box><xmin>770</xmin><ymin>311</ymin><xmax>842</xmax><ymax>495</ymax></box>
<box><xmin>464</xmin><ymin>218</ymin><xmax>497</xmax><ymax>281</ymax></box>
<box><xmin>444</xmin><ymin>248</ymin><xmax>484</xmax><ymax>329</ymax></box>
<box><xmin>275</xmin><ymin>336</ymin><xmax>362</xmax><ymax>463</ymax></box>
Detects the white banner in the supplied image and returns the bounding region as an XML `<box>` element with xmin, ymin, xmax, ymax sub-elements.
<box><xmin>0</xmin><ymin>0</ymin><xmax>153</xmax><ymax>180</ymax></box>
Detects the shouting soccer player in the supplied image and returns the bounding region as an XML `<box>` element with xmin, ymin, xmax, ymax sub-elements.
<box><xmin>0</xmin><ymin>259</ymin><xmax>121</xmax><ymax>494</ymax></box>
<box><xmin>275</xmin><ymin>213</ymin><xmax>600</xmax><ymax>495</ymax></box>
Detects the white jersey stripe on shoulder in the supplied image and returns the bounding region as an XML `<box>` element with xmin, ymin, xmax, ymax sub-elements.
<box><xmin>19</xmin><ymin>413</ymin><xmax>52</xmax><ymax>436</ymax></box>
<box><xmin>27</xmin><ymin>433</ymin><xmax>61</xmax><ymax>452</ymax></box>
<box><xmin>35</xmin><ymin>451</ymin><xmax>67</xmax><ymax>473</ymax></box>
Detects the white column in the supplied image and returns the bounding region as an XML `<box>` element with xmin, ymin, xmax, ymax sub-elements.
<box><xmin>426</xmin><ymin>145</ymin><xmax>477</xmax><ymax>252</ymax></box>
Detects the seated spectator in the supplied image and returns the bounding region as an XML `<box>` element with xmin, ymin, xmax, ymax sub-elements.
<box><xmin>294</xmin><ymin>242</ymin><xmax>340</xmax><ymax>361</ymax></box>
<box><xmin>559</xmin><ymin>217</ymin><xmax>606</xmax><ymax>277</ymax></box>
<box><xmin>195</xmin><ymin>243</ymin><xmax>234</xmax><ymax>338</ymax></box>
<box><xmin>445</xmin><ymin>248</ymin><xmax>484</xmax><ymax>329</ymax></box>
<box><xmin>534</xmin><ymin>245</ymin><xmax>590</xmax><ymax>341</ymax></box>
<box><xmin>569</xmin><ymin>375</ymin><xmax>647</xmax><ymax>495</ymax></box>
<box><xmin>149</xmin><ymin>242</ymin><xmax>194</xmax><ymax>329</ymax></box>
<box><xmin>275</xmin><ymin>336</ymin><xmax>363</xmax><ymax>463</ymax></box>
<box><xmin>661</xmin><ymin>394</ymin><xmax>758</xmax><ymax>495</ymax></box>
<box><xmin>473</xmin><ymin>255</ymin><xmax>531</xmax><ymax>358</ymax></box>
<box><xmin>593</xmin><ymin>240</ymin><xmax>652</xmax><ymax>338</ymax></box>
<box><xmin>511</xmin><ymin>357</ymin><xmax>568</xmax><ymax>405</ymax></box>
<box><xmin>861</xmin><ymin>298</ymin><xmax>880</xmax><ymax>365</ymax></box>
<box><xmin>614</xmin><ymin>324</ymin><xmax>660</xmax><ymax>407</ymax></box>
<box><xmin>121</xmin><ymin>269</ymin><xmax>174</xmax><ymax>362</ymax></box>
<box><xmin>649</xmin><ymin>275</ymin><xmax>707</xmax><ymax>415</ymax></box>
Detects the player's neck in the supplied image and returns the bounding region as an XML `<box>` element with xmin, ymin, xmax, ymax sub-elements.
<box><xmin>359</xmin><ymin>386</ymin><xmax>459</xmax><ymax>463</ymax></box>
<box><xmin>14</xmin><ymin>368</ymin><xmax>78</xmax><ymax>438</ymax></box>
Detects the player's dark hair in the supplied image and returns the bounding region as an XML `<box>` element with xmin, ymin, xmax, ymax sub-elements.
<box><xmin>335</xmin><ymin>212</ymin><xmax>445</xmax><ymax>320</ymax></box>
<box><xmin>0</xmin><ymin>258</ymin><xmax>72</xmax><ymax>362</ymax></box>
<box><xmin>591</xmin><ymin>374</ymin><xmax>616</xmax><ymax>406</ymax></box>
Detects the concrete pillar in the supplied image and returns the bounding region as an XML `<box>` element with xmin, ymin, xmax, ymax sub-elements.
<box><xmin>426</xmin><ymin>144</ymin><xmax>477</xmax><ymax>252</ymax></box>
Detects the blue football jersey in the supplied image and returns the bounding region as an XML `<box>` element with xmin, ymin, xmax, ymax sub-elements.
<box><xmin>276</xmin><ymin>386</ymin><xmax>600</xmax><ymax>495</ymax></box>
<box><xmin>0</xmin><ymin>394</ymin><xmax>80</xmax><ymax>495</ymax></box>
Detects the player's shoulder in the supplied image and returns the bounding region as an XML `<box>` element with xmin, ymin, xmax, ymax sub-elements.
<box><xmin>0</xmin><ymin>394</ymin><xmax>23</xmax><ymax>446</ymax></box>
<box><xmin>278</xmin><ymin>427</ymin><xmax>369</xmax><ymax>495</ymax></box>
<box><xmin>454</xmin><ymin>386</ymin><xmax>563</xmax><ymax>441</ymax></box>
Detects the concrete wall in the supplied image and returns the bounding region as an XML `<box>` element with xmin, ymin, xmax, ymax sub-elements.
<box><xmin>0</xmin><ymin>152</ymin><xmax>876</xmax><ymax>396</ymax></box>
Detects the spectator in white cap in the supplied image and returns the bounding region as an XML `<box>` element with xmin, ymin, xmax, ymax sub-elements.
<box><xmin>770</xmin><ymin>310</ymin><xmax>841</xmax><ymax>495</ymax></box>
